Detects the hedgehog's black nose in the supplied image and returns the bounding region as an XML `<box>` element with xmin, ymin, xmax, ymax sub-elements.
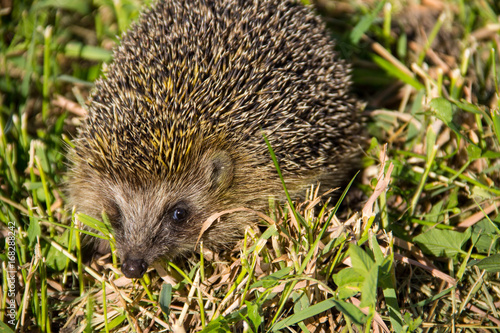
<box><xmin>122</xmin><ymin>258</ymin><xmax>148</xmax><ymax>278</ymax></box>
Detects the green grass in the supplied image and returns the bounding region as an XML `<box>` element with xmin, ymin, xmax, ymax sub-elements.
<box><xmin>1</xmin><ymin>0</ymin><xmax>500</xmax><ymax>332</ymax></box>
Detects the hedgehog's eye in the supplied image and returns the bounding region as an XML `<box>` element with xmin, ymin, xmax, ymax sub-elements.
<box><xmin>171</xmin><ymin>206</ymin><xmax>189</xmax><ymax>223</ymax></box>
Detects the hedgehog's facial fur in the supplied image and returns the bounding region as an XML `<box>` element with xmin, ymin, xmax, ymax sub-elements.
<box><xmin>103</xmin><ymin>149</ymin><xmax>235</xmax><ymax>278</ymax></box>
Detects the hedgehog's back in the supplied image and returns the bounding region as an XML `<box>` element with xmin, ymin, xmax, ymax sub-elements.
<box><xmin>76</xmin><ymin>0</ymin><xmax>360</xmax><ymax>186</ymax></box>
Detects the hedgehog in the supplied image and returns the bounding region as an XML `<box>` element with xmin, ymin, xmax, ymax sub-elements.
<box><xmin>68</xmin><ymin>0</ymin><xmax>361</xmax><ymax>279</ymax></box>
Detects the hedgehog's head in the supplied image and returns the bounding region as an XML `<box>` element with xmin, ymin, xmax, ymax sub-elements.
<box><xmin>113</xmin><ymin>150</ymin><xmax>237</xmax><ymax>278</ymax></box>
<box><xmin>69</xmin><ymin>142</ymin><xmax>239</xmax><ymax>278</ymax></box>
<box><xmin>107</xmin><ymin>149</ymin><xmax>237</xmax><ymax>278</ymax></box>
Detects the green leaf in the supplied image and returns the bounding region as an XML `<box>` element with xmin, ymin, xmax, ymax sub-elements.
<box><xmin>333</xmin><ymin>268</ymin><xmax>364</xmax><ymax>299</ymax></box>
<box><xmin>466</xmin><ymin>144</ymin><xmax>482</xmax><ymax>161</ymax></box>
<box><xmin>159</xmin><ymin>283</ymin><xmax>173</xmax><ymax>315</ymax></box>
<box><xmin>349</xmin><ymin>244</ymin><xmax>375</xmax><ymax>275</ymax></box>
<box><xmin>451</xmin><ymin>99</ymin><xmax>484</xmax><ymax>115</ymax></box>
<box><xmin>429</xmin><ymin>97</ymin><xmax>480</xmax><ymax>150</ymax></box>
<box><xmin>425</xmin><ymin>200</ymin><xmax>444</xmax><ymax>224</ymax></box>
<box><xmin>336</xmin><ymin>284</ymin><xmax>362</xmax><ymax>300</ymax></box>
<box><xmin>249</xmin><ymin>266</ymin><xmax>293</xmax><ymax>289</ymax></box>
<box><xmin>413</xmin><ymin>228</ymin><xmax>470</xmax><ymax>257</ymax></box>
<box><xmin>377</xmin><ymin>255</ymin><xmax>394</xmax><ymax>289</ymax></box>
<box><xmin>372</xmin><ymin>55</ymin><xmax>424</xmax><ymax>89</ymax></box>
<box><xmin>331</xmin><ymin>299</ymin><xmax>367</xmax><ymax>325</ymax></box>
<box><xmin>403</xmin><ymin>312</ymin><xmax>423</xmax><ymax>331</ymax></box>
<box><xmin>333</xmin><ymin>300</ymin><xmax>367</xmax><ymax>325</ymax></box>
<box><xmin>64</xmin><ymin>42</ymin><xmax>113</xmax><ymax>62</ymax></box>
<box><xmin>23</xmin><ymin>181</ymin><xmax>43</xmax><ymax>190</ymax></box>
<box><xmin>333</xmin><ymin>267</ymin><xmax>365</xmax><ymax>286</ymax></box>
<box><xmin>359</xmin><ymin>264</ymin><xmax>378</xmax><ymax>308</ymax></box>
<box><xmin>293</xmin><ymin>291</ymin><xmax>310</xmax><ymax>314</ymax></box>
<box><xmin>491</xmin><ymin>108</ymin><xmax>500</xmax><ymax>146</ymax></box>
<box><xmin>429</xmin><ymin>99</ymin><xmax>483</xmax><ymax>157</ymax></box>
<box><xmin>272</xmin><ymin>298</ymin><xmax>366</xmax><ymax>330</ymax></box>
<box><xmin>350</xmin><ymin>0</ymin><xmax>386</xmax><ymax>44</ymax></box>
<box><xmin>412</xmin><ymin>287</ymin><xmax>455</xmax><ymax>308</ymax></box>
<box><xmin>45</xmin><ymin>231</ymin><xmax>71</xmax><ymax>271</ymax></box>
<box><xmin>77</xmin><ymin>213</ymin><xmax>111</xmax><ymax>235</ymax></box>
<box><xmin>245</xmin><ymin>301</ymin><xmax>263</xmax><ymax>331</ymax></box>
<box><xmin>0</xmin><ymin>318</ymin><xmax>15</xmax><ymax>332</ymax></box>
<box><xmin>33</xmin><ymin>0</ymin><xmax>91</xmax><ymax>14</ymax></box>
<box><xmin>105</xmin><ymin>314</ymin><xmax>128</xmax><ymax>330</ymax></box>
<box><xmin>475</xmin><ymin>254</ymin><xmax>500</xmax><ymax>272</ymax></box>
<box><xmin>382</xmin><ymin>281</ymin><xmax>404</xmax><ymax>332</ymax></box>
<box><xmin>199</xmin><ymin>315</ymin><xmax>232</xmax><ymax>332</ymax></box>
<box><xmin>426</xmin><ymin>125</ymin><xmax>436</xmax><ymax>161</ymax></box>
<box><xmin>27</xmin><ymin>215</ymin><xmax>41</xmax><ymax>247</ymax></box>
<box><xmin>367</xmin><ymin>235</ymin><xmax>403</xmax><ymax>331</ymax></box>
<box><xmin>471</xmin><ymin>219</ymin><xmax>500</xmax><ymax>254</ymax></box>
<box><xmin>482</xmin><ymin>150</ymin><xmax>500</xmax><ymax>159</ymax></box>
<box><xmin>430</xmin><ymin>97</ymin><xmax>454</xmax><ymax>124</ymax></box>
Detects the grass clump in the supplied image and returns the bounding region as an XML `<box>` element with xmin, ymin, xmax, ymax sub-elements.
<box><xmin>1</xmin><ymin>0</ymin><xmax>500</xmax><ymax>332</ymax></box>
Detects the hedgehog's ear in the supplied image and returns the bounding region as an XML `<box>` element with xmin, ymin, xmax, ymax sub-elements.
<box><xmin>209</xmin><ymin>151</ymin><xmax>234</xmax><ymax>191</ymax></box>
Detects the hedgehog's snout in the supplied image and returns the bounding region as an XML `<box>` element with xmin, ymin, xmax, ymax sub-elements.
<box><xmin>122</xmin><ymin>257</ymin><xmax>148</xmax><ymax>278</ymax></box>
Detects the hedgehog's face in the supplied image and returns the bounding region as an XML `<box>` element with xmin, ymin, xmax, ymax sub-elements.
<box><xmin>105</xmin><ymin>150</ymin><xmax>234</xmax><ymax>279</ymax></box>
